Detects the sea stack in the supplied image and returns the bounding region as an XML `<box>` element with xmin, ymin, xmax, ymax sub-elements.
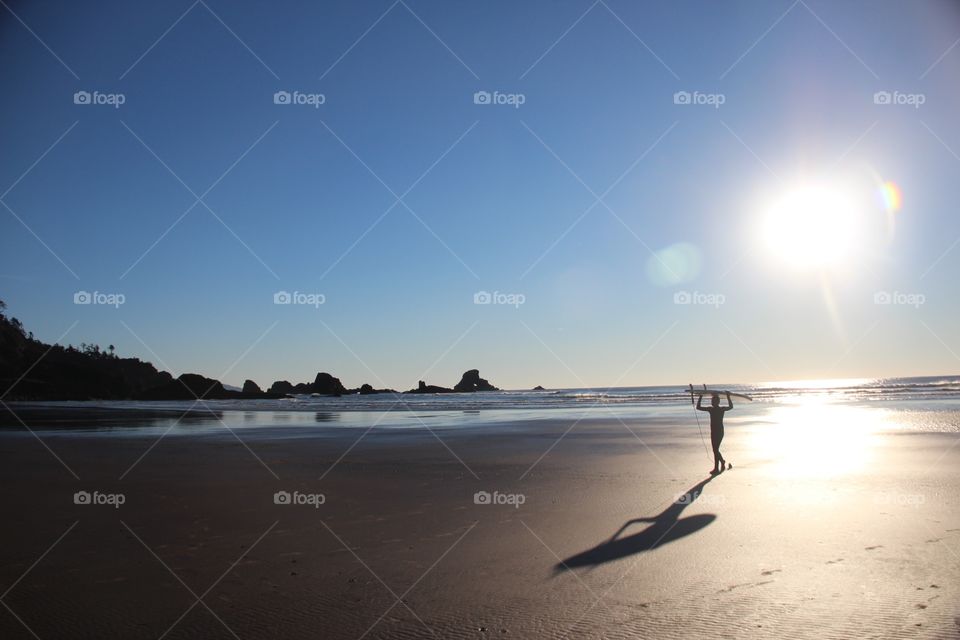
<box><xmin>453</xmin><ymin>369</ymin><xmax>498</xmax><ymax>392</ymax></box>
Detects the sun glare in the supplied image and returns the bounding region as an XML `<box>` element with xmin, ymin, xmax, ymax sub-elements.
<box><xmin>750</xmin><ymin>399</ymin><xmax>880</xmax><ymax>477</ymax></box>
<box><xmin>761</xmin><ymin>183</ymin><xmax>864</xmax><ymax>270</ymax></box>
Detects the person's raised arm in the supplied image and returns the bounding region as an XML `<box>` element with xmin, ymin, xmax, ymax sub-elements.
<box><xmin>725</xmin><ymin>391</ymin><xmax>733</xmax><ymax>410</ymax></box>
<box><xmin>696</xmin><ymin>393</ymin><xmax>705</xmax><ymax>410</ymax></box>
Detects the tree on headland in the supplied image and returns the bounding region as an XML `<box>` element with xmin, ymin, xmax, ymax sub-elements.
<box><xmin>0</xmin><ymin>299</ymin><xmax>170</xmax><ymax>399</ymax></box>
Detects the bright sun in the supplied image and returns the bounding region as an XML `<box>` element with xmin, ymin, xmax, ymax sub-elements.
<box><xmin>762</xmin><ymin>183</ymin><xmax>863</xmax><ymax>269</ymax></box>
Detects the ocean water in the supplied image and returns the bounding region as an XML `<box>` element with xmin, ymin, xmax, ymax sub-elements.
<box><xmin>5</xmin><ymin>375</ymin><xmax>960</xmax><ymax>436</ymax></box>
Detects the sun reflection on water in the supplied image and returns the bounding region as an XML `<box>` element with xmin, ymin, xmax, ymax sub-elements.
<box><xmin>749</xmin><ymin>399</ymin><xmax>885</xmax><ymax>476</ymax></box>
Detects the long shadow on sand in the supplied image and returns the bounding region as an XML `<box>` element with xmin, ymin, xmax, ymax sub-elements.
<box><xmin>555</xmin><ymin>475</ymin><xmax>717</xmax><ymax>572</ymax></box>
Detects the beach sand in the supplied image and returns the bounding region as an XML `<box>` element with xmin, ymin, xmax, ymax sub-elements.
<box><xmin>0</xmin><ymin>411</ymin><xmax>958</xmax><ymax>639</ymax></box>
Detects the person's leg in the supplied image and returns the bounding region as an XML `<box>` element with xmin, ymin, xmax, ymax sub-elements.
<box><xmin>710</xmin><ymin>429</ymin><xmax>722</xmax><ymax>473</ymax></box>
<box><xmin>715</xmin><ymin>428</ymin><xmax>726</xmax><ymax>469</ymax></box>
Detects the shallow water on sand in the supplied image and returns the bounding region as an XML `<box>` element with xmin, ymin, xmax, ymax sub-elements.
<box><xmin>3</xmin><ymin>391</ymin><xmax>960</xmax><ymax>437</ymax></box>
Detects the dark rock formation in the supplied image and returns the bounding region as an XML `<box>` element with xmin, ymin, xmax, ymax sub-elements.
<box><xmin>453</xmin><ymin>369</ymin><xmax>498</xmax><ymax>392</ymax></box>
<box><xmin>532</xmin><ymin>385</ymin><xmax>545</xmax><ymax>391</ymax></box>
<box><xmin>268</xmin><ymin>380</ymin><xmax>295</xmax><ymax>395</ymax></box>
<box><xmin>406</xmin><ymin>380</ymin><xmax>454</xmax><ymax>394</ymax></box>
<box><xmin>348</xmin><ymin>383</ymin><xmax>396</xmax><ymax>395</ymax></box>
<box><xmin>272</xmin><ymin>375</ymin><xmax>379</xmax><ymax>396</ymax></box>
<box><xmin>139</xmin><ymin>373</ymin><xmax>233</xmax><ymax>400</ymax></box>
<box><xmin>405</xmin><ymin>370</ymin><xmax>500</xmax><ymax>394</ymax></box>
<box><xmin>0</xmin><ymin>300</ymin><xmax>496</xmax><ymax>402</ymax></box>
<box><xmin>312</xmin><ymin>372</ymin><xmax>347</xmax><ymax>396</ymax></box>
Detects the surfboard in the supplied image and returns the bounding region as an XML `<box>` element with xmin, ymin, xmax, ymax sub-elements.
<box><xmin>687</xmin><ymin>384</ymin><xmax>753</xmax><ymax>401</ymax></box>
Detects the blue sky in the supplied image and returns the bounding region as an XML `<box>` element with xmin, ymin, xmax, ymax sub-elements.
<box><xmin>2</xmin><ymin>0</ymin><xmax>960</xmax><ymax>390</ymax></box>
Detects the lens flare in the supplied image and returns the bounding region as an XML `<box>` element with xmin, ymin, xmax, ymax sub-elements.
<box><xmin>879</xmin><ymin>181</ymin><xmax>902</xmax><ymax>213</ymax></box>
<box><xmin>645</xmin><ymin>242</ymin><xmax>701</xmax><ymax>286</ymax></box>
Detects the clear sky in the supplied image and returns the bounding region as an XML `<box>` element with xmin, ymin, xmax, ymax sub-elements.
<box><xmin>2</xmin><ymin>0</ymin><xmax>960</xmax><ymax>390</ymax></box>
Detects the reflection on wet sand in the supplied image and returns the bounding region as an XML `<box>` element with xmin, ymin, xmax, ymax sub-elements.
<box><xmin>747</xmin><ymin>399</ymin><xmax>880</xmax><ymax>476</ymax></box>
<box><xmin>0</xmin><ymin>405</ymin><xmax>226</xmax><ymax>432</ymax></box>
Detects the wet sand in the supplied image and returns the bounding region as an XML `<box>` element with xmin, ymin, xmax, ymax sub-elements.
<box><xmin>0</xmin><ymin>411</ymin><xmax>958</xmax><ymax>639</ymax></box>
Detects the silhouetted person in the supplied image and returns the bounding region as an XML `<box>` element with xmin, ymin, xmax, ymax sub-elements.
<box><xmin>697</xmin><ymin>392</ymin><xmax>732</xmax><ymax>474</ymax></box>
